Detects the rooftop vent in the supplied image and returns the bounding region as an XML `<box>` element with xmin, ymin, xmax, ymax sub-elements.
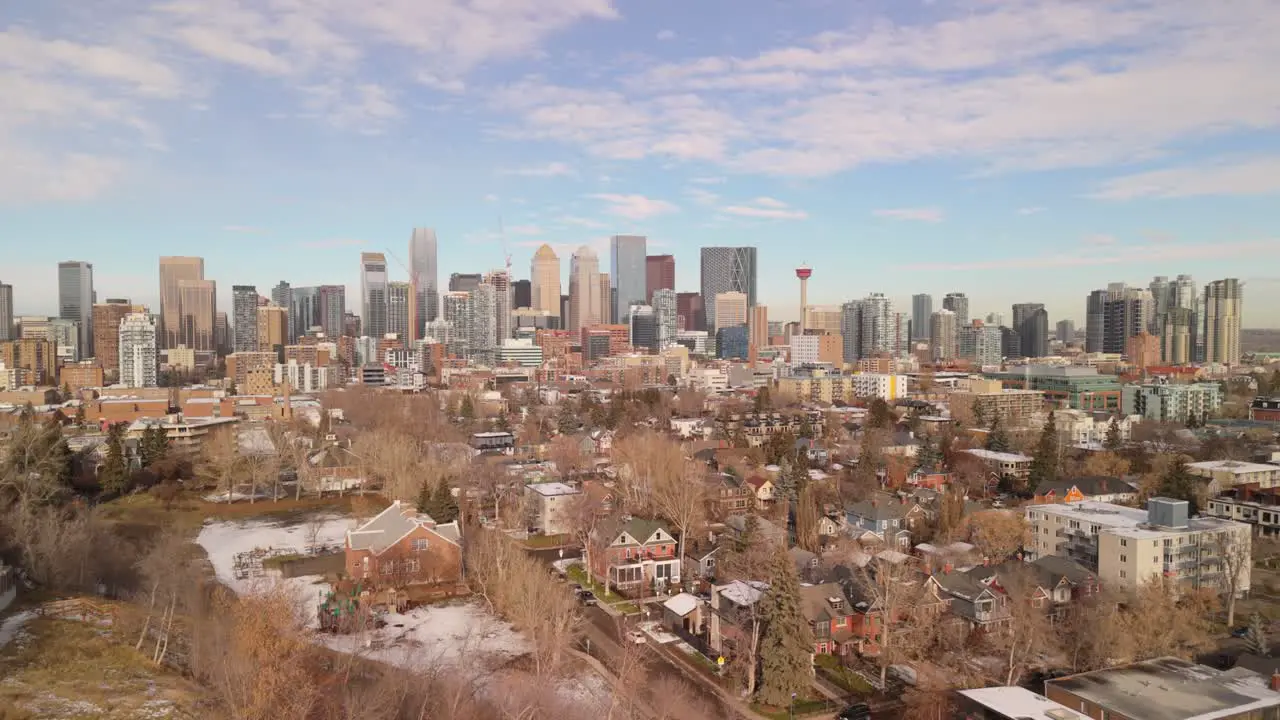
<box><xmin>1045</xmin><ymin>710</ymin><xmax>1080</xmax><ymax>720</ymax></box>
<box><xmin>1148</xmin><ymin>497</ymin><xmax>1190</xmax><ymax>530</ymax></box>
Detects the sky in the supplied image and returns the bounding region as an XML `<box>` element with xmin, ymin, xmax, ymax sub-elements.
<box><xmin>2</xmin><ymin>0</ymin><xmax>1279</xmax><ymax>328</ymax></box>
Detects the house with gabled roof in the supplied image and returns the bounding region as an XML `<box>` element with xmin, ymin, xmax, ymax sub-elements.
<box><xmin>344</xmin><ymin>500</ymin><xmax>463</xmax><ymax>590</ymax></box>
<box><xmin>588</xmin><ymin>516</ymin><xmax>681</xmax><ymax>595</ymax></box>
<box><xmin>1033</xmin><ymin>475</ymin><xmax>1138</xmax><ymax>505</ymax></box>
<box><xmin>845</xmin><ymin>493</ymin><xmax>925</xmax><ymax>549</ymax></box>
<box><xmin>800</xmin><ymin>582</ymin><xmax>859</xmax><ymax>656</ymax></box>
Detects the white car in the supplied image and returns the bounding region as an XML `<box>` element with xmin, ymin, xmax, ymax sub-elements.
<box><xmin>626</xmin><ymin>630</ymin><xmax>647</xmax><ymax>645</ymax></box>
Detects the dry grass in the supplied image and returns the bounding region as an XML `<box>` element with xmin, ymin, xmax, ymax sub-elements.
<box><xmin>100</xmin><ymin>490</ymin><xmax>381</xmax><ymax>539</ymax></box>
<box><xmin>0</xmin><ymin>615</ymin><xmax>214</xmax><ymax>719</ymax></box>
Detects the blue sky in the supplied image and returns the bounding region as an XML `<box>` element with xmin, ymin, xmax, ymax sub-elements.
<box><xmin>2</xmin><ymin>0</ymin><xmax>1279</xmax><ymax>327</ymax></box>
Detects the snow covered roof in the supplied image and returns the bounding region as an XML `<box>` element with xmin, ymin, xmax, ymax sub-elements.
<box><xmin>347</xmin><ymin>500</ymin><xmax>460</xmax><ymax>554</ymax></box>
<box><xmin>717</xmin><ymin>580</ymin><xmax>769</xmax><ymax>607</ymax></box>
<box><xmin>663</xmin><ymin>592</ymin><xmax>700</xmax><ymax>617</ymax></box>
<box><xmin>957</xmin><ymin>687</ymin><xmax>1079</xmax><ymax>719</ymax></box>
<box><xmin>964</xmin><ymin>448</ymin><xmax>1032</xmax><ymax>463</ymax></box>
<box><xmin>527</xmin><ymin>482</ymin><xmax>579</xmax><ymax>498</ymax></box>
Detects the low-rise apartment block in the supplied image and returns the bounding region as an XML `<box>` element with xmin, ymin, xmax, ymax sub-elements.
<box><xmin>1026</xmin><ymin>498</ymin><xmax>1251</xmax><ymax>595</ymax></box>
<box><xmin>524</xmin><ymin>482</ymin><xmax>579</xmax><ymax>536</ymax></box>
<box><xmin>1186</xmin><ymin>460</ymin><xmax>1280</xmax><ymax>492</ymax></box>
<box><xmin>962</xmin><ymin>448</ymin><xmax>1033</xmax><ymax>481</ymax></box>
<box><xmin>1121</xmin><ymin>381</ymin><xmax>1223</xmax><ymax>423</ymax></box>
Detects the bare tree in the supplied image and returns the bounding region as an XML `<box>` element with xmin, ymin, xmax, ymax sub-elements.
<box><xmin>195</xmin><ymin>430</ymin><xmax>242</xmax><ymax>499</ymax></box>
<box><xmin>611</xmin><ymin>430</ymin><xmax>683</xmax><ymax>516</ymax></box>
<box><xmin>1120</xmin><ymin>579</ymin><xmax>1218</xmax><ymax>661</ymax></box>
<box><xmin>964</xmin><ymin>510</ymin><xmax>1030</xmax><ymax>562</ymax></box>
<box><xmin>857</xmin><ymin>555</ymin><xmax>928</xmax><ymax>686</ymax></box>
<box><xmin>651</xmin><ymin>461</ymin><xmax>706</xmax><ymax>571</ymax></box>
<box><xmin>985</xmin><ymin>566</ymin><xmax>1054</xmax><ymax>686</ymax></box>
<box><xmin>1212</xmin><ymin>528</ymin><xmax>1252</xmax><ymax>628</ymax></box>
<box><xmin>304</xmin><ymin>515</ymin><xmax>327</xmax><ymax>553</ymax></box>
<box><xmin>134</xmin><ymin>528</ymin><xmax>190</xmax><ymax>661</ymax></box>
<box><xmin>548</xmin><ymin>435</ymin><xmax>588</xmax><ymax>481</ymax></box>
<box><xmin>565</xmin><ymin>491</ymin><xmax>609</xmax><ymax>584</ymax></box>
<box><xmin>1058</xmin><ymin>588</ymin><xmax>1128</xmax><ymax>672</ymax></box>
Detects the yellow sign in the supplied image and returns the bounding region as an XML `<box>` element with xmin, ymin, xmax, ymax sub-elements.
<box><xmin>716</xmin><ymin>656</ymin><xmax>725</xmax><ymax>666</ymax></box>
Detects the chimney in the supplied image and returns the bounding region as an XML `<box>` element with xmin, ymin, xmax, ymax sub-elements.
<box><xmin>900</xmin><ymin>495</ymin><xmax>906</xmax><ymax>505</ymax></box>
<box><xmin>1271</xmin><ymin>672</ymin><xmax>1280</xmax><ymax>692</ymax></box>
<box><xmin>943</xmin><ymin>562</ymin><xmax>953</xmax><ymax>574</ymax></box>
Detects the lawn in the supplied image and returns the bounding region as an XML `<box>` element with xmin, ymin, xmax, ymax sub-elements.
<box><xmin>565</xmin><ymin>565</ymin><xmax>641</xmax><ymax>614</ymax></box>
<box><xmin>0</xmin><ymin>614</ymin><xmax>212</xmax><ymax>719</ymax></box>
<box><xmin>100</xmin><ymin>490</ymin><xmax>377</xmax><ymax>540</ymax></box>
<box><xmin>749</xmin><ymin>695</ymin><xmax>836</xmax><ymax>720</ymax></box>
<box><xmin>815</xmin><ymin>654</ymin><xmax>875</xmax><ymax>695</ymax></box>
<box><xmin>523</xmin><ymin>533</ymin><xmax>572</xmax><ymax>549</ymax></box>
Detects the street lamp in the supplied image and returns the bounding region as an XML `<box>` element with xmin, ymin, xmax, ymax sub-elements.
<box><xmin>789</xmin><ymin>692</ymin><xmax>797</xmax><ymax>720</ymax></box>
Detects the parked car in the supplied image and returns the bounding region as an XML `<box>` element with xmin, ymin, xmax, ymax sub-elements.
<box><xmin>625</xmin><ymin>630</ymin><xmax>646</xmax><ymax>645</ymax></box>
<box><xmin>1231</xmin><ymin>626</ymin><xmax>1249</xmax><ymax>638</ymax></box>
<box><xmin>578</xmin><ymin>591</ymin><xmax>598</xmax><ymax>607</ymax></box>
<box><xmin>837</xmin><ymin>703</ymin><xmax>871</xmax><ymax>720</ymax></box>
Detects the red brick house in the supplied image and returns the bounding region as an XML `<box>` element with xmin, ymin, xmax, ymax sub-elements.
<box><xmin>589</xmin><ymin>517</ymin><xmax>681</xmax><ymax>595</ymax></box>
<box><xmin>344</xmin><ymin>501</ymin><xmax>463</xmax><ymax>590</ymax></box>
<box><xmin>800</xmin><ymin>583</ymin><xmax>858</xmax><ymax>656</ymax></box>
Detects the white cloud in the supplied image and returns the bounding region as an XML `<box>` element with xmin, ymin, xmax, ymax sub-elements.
<box><xmin>558</xmin><ymin>215</ymin><xmax>605</xmax><ymax>228</ymax></box>
<box><xmin>500</xmin><ymin>161</ymin><xmax>575</xmax><ymax>177</ymax></box>
<box><xmin>874</xmin><ymin>207</ymin><xmax>943</xmax><ymax>223</ymax></box>
<box><xmin>686</xmin><ymin>187</ymin><xmax>720</xmax><ymax>205</ymax></box>
<box><xmin>0</xmin><ymin>146</ymin><xmax>123</xmax><ymax>204</ymax></box>
<box><xmin>497</xmin><ymin>2</ymin><xmax>1280</xmax><ymax>178</ymax></box>
<box><xmin>721</xmin><ymin>197</ymin><xmax>807</xmax><ymax>220</ymax></box>
<box><xmin>1082</xmin><ymin>233</ymin><xmax>1118</xmax><ymax>246</ymax></box>
<box><xmin>589</xmin><ymin>193</ymin><xmax>678</xmax><ymax>220</ymax></box>
<box><xmin>689</xmin><ymin>176</ymin><xmax>725</xmax><ymax>185</ymax></box>
<box><xmin>1017</xmin><ymin>206</ymin><xmax>1046</xmax><ymax>215</ymax></box>
<box><xmin>656</xmin><ymin>29</ymin><xmax>676</xmax><ymax>41</ymax></box>
<box><xmin>1092</xmin><ymin>156</ymin><xmax>1280</xmax><ymax>199</ymax></box>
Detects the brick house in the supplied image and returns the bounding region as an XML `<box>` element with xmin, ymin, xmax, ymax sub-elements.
<box><xmin>344</xmin><ymin>501</ymin><xmax>463</xmax><ymax>590</ymax></box>
<box><xmin>589</xmin><ymin>517</ymin><xmax>681</xmax><ymax>594</ymax></box>
<box><xmin>800</xmin><ymin>583</ymin><xmax>858</xmax><ymax>656</ymax></box>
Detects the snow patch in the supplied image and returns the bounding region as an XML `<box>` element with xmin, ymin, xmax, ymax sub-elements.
<box><xmin>0</xmin><ymin>610</ymin><xmax>36</xmax><ymax>650</ymax></box>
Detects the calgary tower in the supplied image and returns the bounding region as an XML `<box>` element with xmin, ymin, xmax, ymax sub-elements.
<box><xmin>796</xmin><ymin>264</ymin><xmax>812</xmax><ymax>334</ymax></box>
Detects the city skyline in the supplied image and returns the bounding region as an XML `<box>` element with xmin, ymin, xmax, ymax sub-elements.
<box><xmin>3</xmin><ymin>2</ymin><xmax>1278</xmax><ymax>327</ymax></box>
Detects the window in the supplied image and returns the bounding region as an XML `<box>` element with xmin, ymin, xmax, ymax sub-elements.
<box><xmin>1120</xmin><ymin>570</ymin><xmax>1127</xmax><ymax>578</ymax></box>
<box><xmin>412</xmin><ymin>538</ymin><xmax>429</xmax><ymax>552</ymax></box>
<box><xmin>1120</xmin><ymin>539</ymin><xmax>1128</xmax><ymax>547</ymax></box>
<box><xmin>1120</xmin><ymin>555</ymin><xmax>1127</xmax><ymax>563</ymax></box>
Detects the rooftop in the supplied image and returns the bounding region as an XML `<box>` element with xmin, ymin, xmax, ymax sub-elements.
<box><xmin>1029</xmin><ymin>500</ymin><xmax>1241</xmax><ymax>538</ymax></box>
<box><xmin>1047</xmin><ymin>657</ymin><xmax>1280</xmax><ymax>720</ymax></box>
<box><xmin>964</xmin><ymin>448</ymin><xmax>1033</xmax><ymax>463</ymax></box>
<box><xmin>1187</xmin><ymin>460</ymin><xmax>1280</xmax><ymax>475</ymax></box>
<box><xmin>527</xmin><ymin>482</ymin><xmax>579</xmax><ymax>497</ymax></box>
<box><xmin>957</xmin><ymin>687</ymin><xmax>1081</xmax><ymax>720</ymax></box>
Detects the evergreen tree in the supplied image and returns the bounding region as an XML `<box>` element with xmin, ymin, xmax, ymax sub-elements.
<box><xmin>797</xmin><ymin>414</ymin><xmax>814</xmax><ymax>439</ymax></box>
<box><xmin>1186</xmin><ymin>409</ymin><xmax>1199</xmax><ymax>429</ymax></box>
<box><xmin>557</xmin><ymin>402</ymin><xmax>578</xmax><ymax>435</ymax></box>
<box><xmin>494</xmin><ymin>413</ymin><xmax>511</xmax><ymax>432</ymax></box>
<box><xmin>1157</xmin><ymin>460</ymin><xmax>1202</xmax><ymax>514</ymax></box>
<box><xmin>1244</xmin><ymin>613</ymin><xmax>1269</xmax><ymax>656</ymax></box>
<box><xmin>74</xmin><ymin>403</ymin><xmax>86</xmax><ymax>427</ymax></box>
<box><xmin>790</xmin><ymin>448</ymin><xmax>811</xmax><ymax>499</ymax></box>
<box><xmin>425</xmin><ymin>481</ymin><xmax>460</xmax><ymax>523</ymax></box>
<box><xmin>1028</xmin><ymin>411</ymin><xmax>1059</xmax><ymax>490</ymax></box>
<box><xmin>100</xmin><ymin>422</ymin><xmax>130</xmax><ymax>496</ymax></box>
<box><xmin>914</xmin><ymin>434</ymin><xmax>942</xmax><ymax>474</ymax></box>
<box><xmin>868</xmin><ymin>399</ymin><xmax>893</xmax><ymax>430</ymax></box>
<box><xmin>416</xmin><ymin>480</ymin><xmax>434</xmax><ymax>515</ymax></box>
<box><xmin>459</xmin><ymin>394</ymin><xmax>475</xmax><ymax>421</ymax></box>
<box><xmin>971</xmin><ymin>399</ymin><xmax>987</xmax><ymax>428</ymax></box>
<box><xmin>985</xmin><ymin>416</ymin><xmax>1010</xmax><ymax>452</ymax></box>
<box><xmin>755</xmin><ymin>386</ymin><xmax>772</xmax><ymax>413</ymax></box>
<box><xmin>1104</xmin><ymin>417</ymin><xmax>1122</xmax><ymax>451</ymax></box>
<box><xmin>140</xmin><ymin>425</ymin><xmax>170</xmax><ymax>467</ymax></box>
<box><xmin>756</xmin><ymin>546</ymin><xmax>815</xmax><ymax>706</ymax></box>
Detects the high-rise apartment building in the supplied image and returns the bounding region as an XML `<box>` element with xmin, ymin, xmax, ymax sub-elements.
<box><xmin>1202</xmin><ymin>278</ymin><xmax>1242</xmax><ymax>366</ymax></box>
<box><xmin>470</xmin><ymin>282</ymin><xmax>497</xmax><ymax>365</ymax></box>
<box><xmin>178</xmin><ymin>279</ymin><xmax>216</xmax><ymax>354</ymax></box>
<box><xmin>409</xmin><ymin>228</ymin><xmax>439</xmax><ymax>338</ymax></box>
<box><xmin>959</xmin><ymin>324</ymin><xmax>1003</xmax><ymax>366</ymax></box>
<box><xmin>569</xmin><ymin>246</ymin><xmax>602</xmax><ymax>331</ymax></box>
<box><xmin>231</xmin><ymin>285</ymin><xmax>259</xmax><ymax>353</ymax></box>
<box><xmin>531</xmin><ymin>244</ymin><xmax>562</xmax><ymax>322</ymax></box>
<box><xmin>442</xmin><ymin>291</ymin><xmax>473</xmax><ymax>359</ymax></box>
<box><xmin>840</xmin><ymin>301</ymin><xmax>863</xmax><ymax>363</ymax></box>
<box><xmin>387</xmin><ymin>281</ymin><xmax>411</xmax><ymax>339</ymax></box>
<box><xmin>0</xmin><ymin>281</ymin><xmax>13</xmax><ymax>342</ymax></box>
<box><xmin>485</xmin><ymin>269</ymin><xmax>512</xmax><ymax>343</ymax></box>
<box><xmin>942</xmin><ymin>292</ymin><xmax>969</xmax><ymax>327</ymax></box>
<box><xmin>630</xmin><ymin>305</ymin><xmax>657</xmax><ymax>351</ymax></box>
<box><xmin>701</xmin><ymin>247</ymin><xmax>757</xmax><ymax>333</ymax></box>
<box><xmin>930</xmin><ymin>309</ymin><xmax>957</xmax><ymax>361</ymax></box>
<box><xmin>1012</xmin><ymin>303</ymin><xmax>1049</xmax><ymax>358</ymax></box>
<box><xmin>291</xmin><ymin>287</ymin><xmax>319</xmax><ymax>341</ymax></box>
<box><xmin>118</xmin><ymin>312</ymin><xmax>158</xmax><ymax>388</ymax></box>
<box><xmin>646</xmin><ymin>255</ymin><xmax>675</xmax><ymax>304</ymax></box>
<box><xmin>317</xmin><ymin>285</ymin><xmax>345</xmax><ymax>339</ymax></box>
<box><xmin>360</xmin><ymin>252</ymin><xmax>389</xmax><ymax>338</ymax></box>
<box><xmin>214</xmin><ymin>310</ymin><xmax>229</xmax><ymax>356</ymax></box>
<box><xmin>1161</xmin><ymin>307</ymin><xmax>1196</xmax><ymax>365</ymax></box>
<box><xmin>676</xmin><ymin>292</ymin><xmax>705</xmax><ymax>332</ymax></box>
<box><xmin>1085</xmin><ymin>289</ymin><xmax>1107</xmax><ymax>353</ymax></box>
<box><xmin>58</xmin><ymin>261</ymin><xmax>94</xmax><ymax>358</ymax></box>
<box><xmin>652</xmin><ymin>289</ymin><xmax>678</xmax><ymax>350</ymax></box>
<box><xmin>911</xmin><ymin>294</ymin><xmax>933</xmax><ymax>341</ymax></box>
<box><xmin>159</xmin><ymin>257</ymin><xmax>204</xmax><ymax>350</ymax></box>
<box><xmin>257</xmin><ymin>306</ymin><xmax>287</xmax><ymax>351</ymax></box>
<box><xmin>1149</xmin><ymin>276</ymin><xmax>1170</xmax><ymax>333</ymax></box>
<box><xmin>92</xmin><ymin>299</ymin><xmax>141</xmax><ymax>377</ymax></box>
<box><xmin>859</xmin><ymin>293</ymin><xmax>894</xmax><ymax>357</ymax></box>
<box><xmin>1101</xmin><ymin>286</ymin><xmax>1153</xmax><ymax>355</ymax></box>
<box><xmin>611</xmin><ymin>235</ymin><xmax>647</xmax><ymax>324</ymax></box>
<box><xmin>714</xmin><ymin>291</ymin><xmax>748</xmax><ymax>330</ymax></box>
<box><xmin>598</xmin><ymin>273</ymin><xmax>612</xmax><ymax>324</ymax></box>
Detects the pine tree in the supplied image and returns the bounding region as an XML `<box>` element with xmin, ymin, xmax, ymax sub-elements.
<box><xmin>417</xmin><ymin>480</ymin><xmax>435</xmax><ymax>515</ymax></box>
<box><xmin>1028</xmin><ymin>411</ymin><xmax>1059</xmax><ymax>490</ymax></box>
<box><xmin>756</xmin><ymin>546</ymin><xmax>815</xmax><ymax>707</ymax></box>
<box><xmin>1244</xmin><ymin>613</ymin><xmax>1269</xmax><ymax>656</ymax></box>
<box><xmin>140</xmin><ymin>426</ymin><xmax>170</xmax><ymax>467</ymax></box>
<box><xmin>557</xmin><ymin>402</ymin><xmax>578</xmax><ymax>435</ymax></box>
<box><xmin>428</xmin><ymin>481</ymin><xmax>459</xmax><ymax>523</ymax></box>
<box><xmin>459</xmin><ymin>394</ymin><xmax>475</xmax><ymax>421</ymax></box>
<box><xmin>100</xmin><ymin>422</ymin><xmax>130</xmax><ymax>496</ymax></box>
<box><xmin>985</xmin><ymin>416</ymin><xmax>1010</xmax><ymax>452</ymax></box>
<box><xmin>1157</xmin><ymin>460</ymin><xmax>1202</xmax><ymax>514</ymax></box>
<box><xmin>1104</xmin><ymin>417</ymin><xmax>1122</xmax><ymax>451</ymax></box>
<box><xmin>494</xmin><ymin>413</ymin><xmax>511</xmax><ymax>432</ymax></box>
<box><xmin>755</xmin><ymin>386</ymin><xmax>772</xmax><ymax>413</ymax></box>
<box><xmin>74</xmin><ymin>403</ymin><xmax>86</xmax><ymax>427</ymax></box>
<box><xmin>798</xmin><ymin>414</ymin><xmax>814</xmax><ymax>439</ymax></box>
<box><xmin>1186</xmin><ymin>409</ymin><xmax>1199</xmax><ymax>429</ymax></box>
<box><xmin>791</xmin><ymin>448</ymin><xmax>811</xmax><ymax>499</ymax></box>
<box><xmin>795</xmin><ymin>485</ymin><xmax>821</xmax><ymax>553</ymax></box>
<box><xmin>868</xmin><ymin>399</ymin><xmax>893</xmax><ymax>430</ymax></box>
<box><xmin>972</xmin><ymin>399</ymin><xmax>987</xmax><ymax>428</ymax></box>
<box><xmin>914</xmin><ymin>434</ymin><xmax>941</xmax><ymax>474</ymax></box>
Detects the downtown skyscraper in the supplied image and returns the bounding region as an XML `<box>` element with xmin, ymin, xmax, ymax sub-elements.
<box><xmin>410</xmin><ymin>228</ymin><xmax>439</xmax><ymax>340</ymax></box>
<box><xmin>1202</xmin><ymin>278</ymin><xmax>1242</xmax><ymax>366</ymax></box>
<box><xmin>58</xmin><ymin>261</ymin><xmax>94</xmax><ymax>358</ymax></box>
<box><xmin>159</xmin><ymin>256</ymin><xmax>204</xmax><ymax>350</ymax></box>
<box><xmin>611</xmin><ymin>235</ymin><xmax>647</xmax><ymax>324</ymax></box>
<box><xmin>231</xmin><ymin>285</ymin><xmax>259</xmax><ymax>352</ymax></box>
<box><xmin>531</xmin><ymin>244</ymin><xmax>562</xmax><ymax>324</ymax></box>
<box><xmin>569</xmin><ymin>245</ymin><xmax>602</xmax><ymax>331</ymax></box>
<box><xmin>911</xmin><ymin>294</ymin><xmax>932</xmax><ymax>341</ymax></box>
<box><xmin>700</xmin><ymin>247</ymin><xmax>757</xmax><ymax>333</ymax></box>
<box><xmin>1011</xmin><ymin>302</ymin><xmax>1049</xmax><ymax>358</ymax></box>
<box><xmin>360</xmin><ymin>252</ymin><xmax>389</xmax><ymax>338</ymax></box>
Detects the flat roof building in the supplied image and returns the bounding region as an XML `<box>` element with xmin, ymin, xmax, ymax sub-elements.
<box><xmin>1044</xmin><ymin>657</ymin><xmax>1280</xmax><ymax>720</ymax></box>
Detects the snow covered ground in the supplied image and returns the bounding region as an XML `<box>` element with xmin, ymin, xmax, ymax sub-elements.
<box><xmin>0</xmin><ymin>610</ymin><xmax>36</xmax><ymax>651</ymax></box>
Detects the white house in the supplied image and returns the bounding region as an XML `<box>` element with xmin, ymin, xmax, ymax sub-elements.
<box><xmin>525</xmin><ymin>482</ymin><xmax>580</xmax><ymax>536</ymax></box>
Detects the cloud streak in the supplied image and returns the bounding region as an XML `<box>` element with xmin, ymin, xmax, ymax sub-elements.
<box><xmin>500</xmin><ymin>161</ymin><xmax>575</xmax><ymax>177</ymax></box>
<box><xmin>721</xmin><ymin>196</ymin><xmax>808</xmax><ymax>220</ymax></box>
<box><xmin>874</xmin><ymin>207</ymin><xmax>943</xmax><ymax>223</ymax></box>
<box><xmin>1092</xmin><ymin>156</ymin><xmax>1280</xmax><ymax>199</ymax></box>
<box><xmin>589</xmin><ymin>193</ymin><xmax>678</xmax><ymax>220</ymax></box>
<box><xmin>898</xmin><ymin>239</ymin><xmax>1280</xmax><ymax>272</ymax></box>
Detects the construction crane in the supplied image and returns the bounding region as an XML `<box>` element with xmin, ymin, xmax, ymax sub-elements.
<box><xmin>385</xmin><ymin>247</ymin><xmax>417</xmax><ymax>344</ymax></box>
